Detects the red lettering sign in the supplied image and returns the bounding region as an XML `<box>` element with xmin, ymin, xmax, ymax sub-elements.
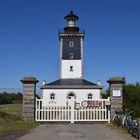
<box><xmin>81</xmin><ymin>100</ymin><xmax>101</xmax><ymax>108</ymax></box>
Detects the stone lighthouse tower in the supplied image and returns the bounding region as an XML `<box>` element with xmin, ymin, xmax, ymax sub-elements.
<box><xmin>59</xmin><ymin>11</ymin><xmax>84</xmax><ymax>79</ymax></box>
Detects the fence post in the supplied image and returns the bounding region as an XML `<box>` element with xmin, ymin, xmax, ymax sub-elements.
<box><xmin>70</xmin><ymin>97</ymin><xmax>74</xmax><ymax>123</ymax></box>
<box><xmin>107</xmin><ymin>77</ymin><xmax>125</xmax><ymax>119</ymax></box>
<box><xmin>35</xmin><ymin>97</ymin><xmax>37</xmax><ymax>121</ymax></box>
<box><xmin>108</xmin><ymin>110</ymin><xmax>111</xmax><ymax>123</ymax></box>
<box><xmin>21</xmin><ymin>77</ymin><xmax>38</xmax><ymax>120</ymax></box>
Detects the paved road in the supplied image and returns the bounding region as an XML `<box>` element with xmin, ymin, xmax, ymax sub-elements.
<box><xmin>18</xmin><ymin>124</ymin><xmax>135</xmax><ymax>140</ymax></box>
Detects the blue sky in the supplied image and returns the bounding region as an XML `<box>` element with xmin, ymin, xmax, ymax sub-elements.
<box><xmin>0</xmin><ymin>0</ymin><xmax>140</xmax><ymax>91</ymax></box>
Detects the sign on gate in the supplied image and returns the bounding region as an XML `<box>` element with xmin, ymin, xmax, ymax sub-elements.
<box><xmin>81</xmin><ymin>100</ymin><xmax>101</xmax><ymax>108</ymax></box>
<box><xmin>35</xmin><ymin>97</ymin><xmax>111</xmax><ymax>123</ymax></box>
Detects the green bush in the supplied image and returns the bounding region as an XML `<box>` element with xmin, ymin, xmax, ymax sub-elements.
<box><xmin>123</xmin><ymin>83</ymin><xmax>140</xmax><ymax>118</ymax></box>
<box><xmin>0</xmin><ymin>92</ymin><xmax>23</xmax><ymax>104</ymax></box>
<box><xmin>101</xmin><ymin>89</ymin><xmax>110</xmax><ymax>99</ymax></box>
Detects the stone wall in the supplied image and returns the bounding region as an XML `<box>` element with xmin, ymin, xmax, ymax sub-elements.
<box><xmin>107</xmin><ymin>77</ymin><xmax>125</xmax><ymax>118</ymax></box>
<box><xmin>21</xmin><ymin>77</ymin><xmax>38</xmax><ymax>120</ymax></box>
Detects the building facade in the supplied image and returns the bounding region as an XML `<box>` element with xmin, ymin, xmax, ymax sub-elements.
<box><xmin>41</xmin><ymin>11</ymin><xmax>102</xmax><ymax>106</ymax></box>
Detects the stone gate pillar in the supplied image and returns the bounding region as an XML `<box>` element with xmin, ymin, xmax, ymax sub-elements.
<box><xmin>107</xmin><ymin>77</ymin><xmax>125</xmax><ymax>118</ymax></box>
<box><xmin>21</xmin><ymin>77</ymin><xmax>38</xmax><ymax>120</ymax></box>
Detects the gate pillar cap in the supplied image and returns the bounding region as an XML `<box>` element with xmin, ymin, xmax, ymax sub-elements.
<box><xmin>21</xmin><ymin>76</ymin><xmax>39</xmax><ymax>84</ymax></box>
<box><xmin>107</xmin><ymin>77</ymin><xmax>125</xmax><ymax>84</ymax></box>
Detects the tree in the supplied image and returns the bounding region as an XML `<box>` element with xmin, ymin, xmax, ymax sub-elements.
<box><xmin>101</xmin><ymin>89</ymin><xmax>110</xmax><ymax>99</ymax></box>
<box><xmin>0</xmin><ymin>92</ymin><xmax>23</xmax><ymax>104</ymax></box>
<box><xmin>123</xmin><ymin>83</ymin><xmax>140</xmax><ymax>117</ymax></box>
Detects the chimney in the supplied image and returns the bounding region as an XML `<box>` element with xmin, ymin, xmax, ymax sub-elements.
<box><xmin>97</xmin><ymin>80</ymin><xmax>101</xmax><ymax>86</ymax></box>
<box><xmin>42</xmin><ymin>80</ymin><xmax>46</xmax><ymax>85</ymax></box>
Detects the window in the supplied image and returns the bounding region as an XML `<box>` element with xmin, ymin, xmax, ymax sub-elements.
<box><xmin>69</xmin><ymin>53</ymin><xmax>74</xmax><ymax>59</ymax></box>
<box><xmin>69</xmin><ymin>41</ymin><xmax>74</xmax><ymax>47</ymax></box>
<box><xmin>88</xmin><ymin>93</ymin><xmax>92</xmax><ymax>99</ymax></box>
<box><xmin>68</xmin><ymin>20</ymin><xmax>75</xmax><ymax>27</ymax></box>
<box><xmin>70</xmin><ymin>66</ymin><xmax>73</xmax><ymax>71</ymax></box>
<box><xmin>50</xmin><ymin>93</ymin><xmax>55</xmax><ymax>100</ymax></box>
<box><xmin>68</xmin><ymin>93</ymin><xmax>75</xmax><ymax>99</ymax></box>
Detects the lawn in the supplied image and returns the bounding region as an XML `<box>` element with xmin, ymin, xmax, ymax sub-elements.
<box><xmin>0</xmin><ymin>103</ymin><xmax>22</xmax><ymax>115</ymax></box>
<box><xmin>0</xmin><ymin>103</ymin><xmax>38</xmax><ymax>135</ymax></box>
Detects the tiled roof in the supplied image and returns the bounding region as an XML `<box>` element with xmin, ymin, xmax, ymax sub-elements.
<box><xmin>40</xmin><ymin>79</ymin><xmax>102</xmax><ymax>89</ymax></box>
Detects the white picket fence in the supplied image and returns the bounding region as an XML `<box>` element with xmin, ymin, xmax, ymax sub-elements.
<box><xmin>35</xmin><ymin>98</ymin><xmax>110</xmax><ymax>123</ymax></box>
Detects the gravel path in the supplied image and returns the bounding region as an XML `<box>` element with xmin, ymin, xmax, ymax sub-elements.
<box><xmin>18</xmin><ymin>124</ymin><xmax>135</xmax><ymax>140</ymax></box>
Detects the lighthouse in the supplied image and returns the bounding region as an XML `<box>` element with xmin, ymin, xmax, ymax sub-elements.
<box><xmin>40</xmin><ymin>11</ymin><xmax>102</xmax><ymax>106</ymax></box>
<box><xmin>59</xmin><ymin>11</ymin><xmax>84</xmax><ymax>79</ymax></box>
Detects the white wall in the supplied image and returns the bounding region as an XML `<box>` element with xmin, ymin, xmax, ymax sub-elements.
<box><xmin>61</xmin><ymin>60</ymin><xmax>82</xmax><ymax>79</ymax></box>
<box><xmin>41</xmin><ymin>89</ymin><xmax>101</xmax><ymax>106</ymax></box>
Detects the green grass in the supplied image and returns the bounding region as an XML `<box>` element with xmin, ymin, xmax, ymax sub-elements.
<box><xmin>0</xmin><ymin>104</ymin><xmax>22</xmax><ymax>115</ymax></box>
<box><xmin>0</xmin><ymin>103</ymin><xmax>38</xmax><ymax>134</ymax></box>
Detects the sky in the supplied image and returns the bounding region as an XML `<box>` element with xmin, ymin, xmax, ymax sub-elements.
<box><xmin>0</xmin><ymin>0</ymin><xmax>140</xmax><ymax>92</ymax></box>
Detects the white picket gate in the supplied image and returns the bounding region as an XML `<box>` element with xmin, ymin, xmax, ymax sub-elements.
<box><xmin>35</xmin><ymin>97</ymin><xmax>110</xmax><ymax>123</ymax></box>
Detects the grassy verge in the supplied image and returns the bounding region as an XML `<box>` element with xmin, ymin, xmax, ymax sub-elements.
<box><xmin>0</xmin><ymin>104</ymin><xmax>22</xmax><ymax>115</ymax></box>
<box><xmin>0</xmin><ymin>104</ymin><xmax>38</xmax><ymax>134</ymax></box>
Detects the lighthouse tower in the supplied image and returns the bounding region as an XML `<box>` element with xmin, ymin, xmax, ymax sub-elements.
<box><xmin>59</xmin><ymin>11</ymin><xmax>84</xmax><ymax>79</ymax></box>
<box><xmin>41</xmin><ymin>11</ymin><xmax>102</xmax><ymax>106</ymax></box>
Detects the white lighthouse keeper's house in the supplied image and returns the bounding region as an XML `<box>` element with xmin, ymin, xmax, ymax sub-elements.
<box><xmin>40</xmin><ymin>11</ymin><xmax>102</xmax><ymax>106</ymax></box>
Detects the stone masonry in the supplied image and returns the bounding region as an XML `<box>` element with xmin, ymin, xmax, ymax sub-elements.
<box><xmin>21</xmin><ymin>77</ymin><xmax>38</xmax><ymax>120</ymax></box>
<box><xmin>107</xmin><ymin>77</ymin><xmax>125</xmax><ymax>118</ymax></box>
